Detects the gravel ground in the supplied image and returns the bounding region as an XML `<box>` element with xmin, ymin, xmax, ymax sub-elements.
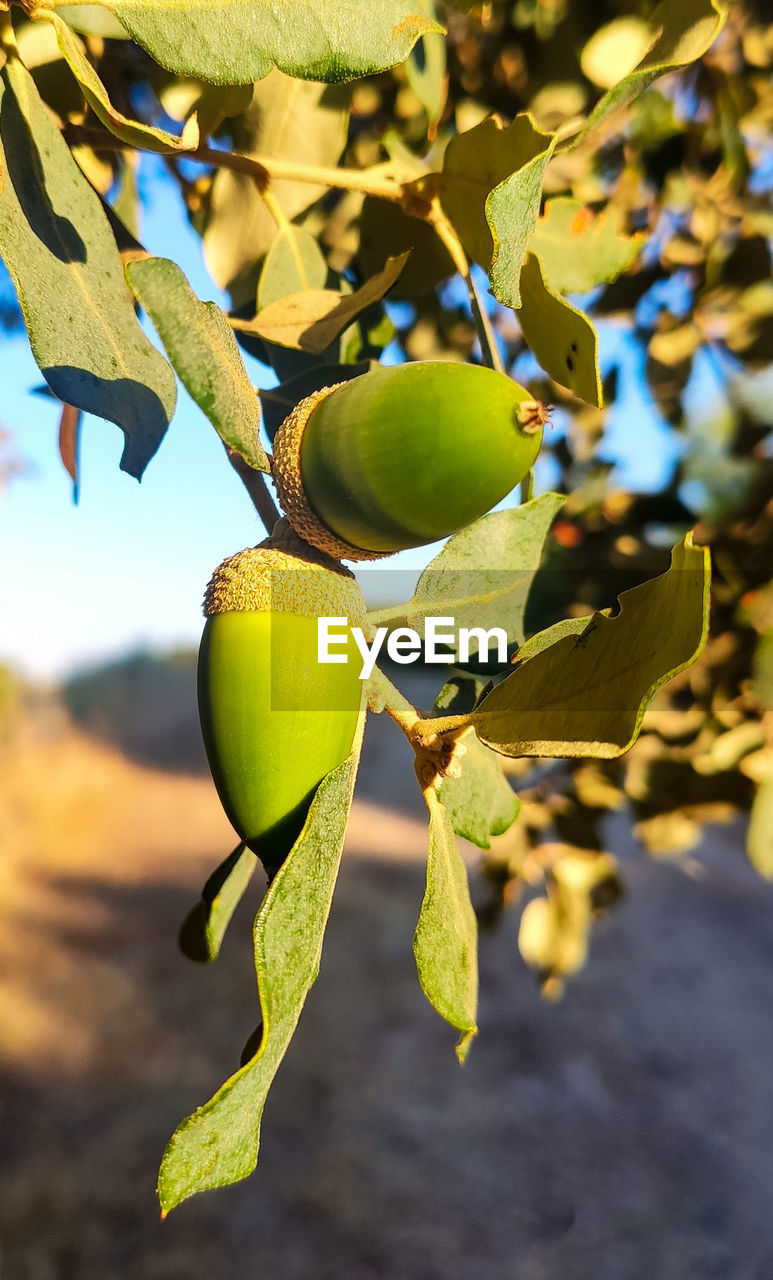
<box><xmin>2</xmin><ymin>686</ymin><xmax>773</xmax><ymax>1279</ymax></box>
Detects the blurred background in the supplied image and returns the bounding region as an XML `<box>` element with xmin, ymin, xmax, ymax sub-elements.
<box><xmin>2</xmin><ymin>0</ymin><xmax>773</xmax><ymax>1275</ymax></box>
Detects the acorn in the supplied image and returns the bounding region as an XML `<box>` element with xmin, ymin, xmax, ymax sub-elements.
<box><xmin>198</xmin><ymin>523</ymin><xmax>365</xmax><ymax>873</ymax></box>
<box><xmin>272</xmin><ymin>361</ymin><xmax>544</xmax><ymax>561</ymax></box>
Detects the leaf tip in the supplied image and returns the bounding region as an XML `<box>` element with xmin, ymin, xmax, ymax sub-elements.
<box><xmin>455</xmin><ymin>1026</ymin><xmax>477</xmax><ymax>1065</ymax></box>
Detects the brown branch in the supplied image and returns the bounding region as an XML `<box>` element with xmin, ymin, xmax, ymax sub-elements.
<box><xmin>223</xmin><ymin>444</ymin><xmax>281</xmax><ymax>535</ymax></box>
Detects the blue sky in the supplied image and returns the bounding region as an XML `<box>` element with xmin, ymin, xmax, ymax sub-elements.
<box><xmin>0</xmin><ymin>157</ymin><xmax>680</xmax><ymax>682</ymax></box>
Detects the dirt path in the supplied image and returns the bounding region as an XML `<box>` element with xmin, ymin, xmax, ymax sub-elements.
<box><xmin>2</xmin><ymin>707</ymin><xmax>773</xmax><ymax>1279</ymax></box>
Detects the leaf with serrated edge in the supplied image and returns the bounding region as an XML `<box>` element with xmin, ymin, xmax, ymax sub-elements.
<box><xmin>257</xmin><ymin>226</ymin><xmax>328</xmax><ymax>310</ymax></box>
<box><xmin>528</xmin><ymin>198</ymin><xmax>641</xmax><ymax>296</ymax></box>
<box><xmin>471</xmin><ymin>533</ymin><xmax>710</xmax><ymax>759</ymax></box>
<box><xmin>0</xmin><ymin>56</ymin><xmax>176</xmax><ymax>478</ymax></box>
<box><xmin>204</xmin><ymin>72</ymin><xmax>350</xmax><ymax>307</ymax></box>
<box><xmin>439</xmin><ymin>728</ymin><xmax>519</xmax><ymax>850</ymax></box>
<box><xmin>179</xmin><ymin>843</ymin><xmax>257</xmax><ymax>964</ymax></box>
<box><xmin>518</xmin><ymin>253</ymin><xmax>602</xmax><ymax>407</ymax></box>
<box><xmin>240</xmin><ymin>252</ymin><xmax>409</xmax><ymax>354</ymax></box>
<box><xmin>572</xmin><ymin>0</ymin><xmax>726</xmax><ymax>146</ymax></box>
<box><xmin>367</xmin><ymin>496</ymin><xmax>565</xmax><ymax>654</ymax></box>
<box><xmin>48</xmin><ymin>0</ymin><xmax>442</xmax><ymax>85</ymax></box>
<box><xmin>414</xmin><ymin>789</ymin><xmax>478</xmax><ymax>1062</ymax></box>
<box><xmin>34</xmin><ymin>12</ymin><xmax>199</xmax><ymax>152</ymax></box>
<box><xmin>438</xmin><ymin>113</ymin><xmax>555</xmax><ymax>309</ymax></box>
<box><xmin>126</xmin><ymin>257</ymin><xmax>268</xmax><ymax>471</ymax></box>
<box><xmin>158</xmin><ymin>721</ymin><xmax>363</xmax><ymax>1212</ymax></box>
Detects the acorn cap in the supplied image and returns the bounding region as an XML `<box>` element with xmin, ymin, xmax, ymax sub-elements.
<box><xmin>272</xmin><ymin>385</ymin><xmax>390</xmax><ymax>562</ymax></box>
<box><xmin>204</xmin><ymin>523</ymin><xmax>366</xmax><ymax>621</ymax></box>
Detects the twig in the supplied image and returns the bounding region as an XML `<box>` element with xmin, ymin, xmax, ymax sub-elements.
<box><xmin>223</xmin><ymin>444</ymin><xmax>281</xmax><ymax>535</ymax></box>
<box><xmin>366</xmin><ymin>665</ymin><xmax>470</xmax><ymax>787</ymax></box>
<box><xmin>427</xmin><ymin>202</ymin><xmax>504</xmax><ymax>375</ymax></box>
<box><xmin>62</xmin><ymin>125</ymin><xmax>404</xmax><ymax>201</ymax></box>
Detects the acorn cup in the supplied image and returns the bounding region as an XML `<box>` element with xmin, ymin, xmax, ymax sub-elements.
<box><xmin>272</xmin><ymin>361</ymin><xmax>544</xmax><ymax>561</ymax></box>
<box><xmin>198</xmin><ymin>524</ymin><xmax>366</xmax><ymax>874</ymax></box>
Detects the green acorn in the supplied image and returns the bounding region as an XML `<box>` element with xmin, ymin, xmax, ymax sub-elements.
<box><xmin>272</xmin><ymin>361</ymin><xmax>545</xmax><ymax>561</ymax></box>
<box><xmin>198</xmin><ymin>525</ymin><xmax>365</xmax><ymax>872</ymax></box>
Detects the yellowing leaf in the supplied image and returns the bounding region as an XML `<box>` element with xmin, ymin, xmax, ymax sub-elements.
<box><xmin>580</xmin><ymin>18</ymin><xmax>654</xmax><ymax>90</ymax></box>
<box><xmin>438</xmin><ymin>112</ymin><xmax>555</xmax><ymax>308</ymax></box>
<box><xmin>471</xmin><ymin>533</ymin><xmax>711</xmax><ymax>759</ymax></box>
<box><xmin>239</xmin><ymin>252</ymin><xmax>409</xmax><ymax>353</ymax></box>
<box><xmin>528</xmin><ymin>198</ymin><xmax>641</xmax><ymax>296</ymax></box>
<box><xmin>0</xmin><ymin>55</ymin><xmax>176</xmax><ymax>479</ymax></box>
<box><xmin>517</xmin><ymin>253</ymin><xmax>602</xmax><ymax>406</ymax></box>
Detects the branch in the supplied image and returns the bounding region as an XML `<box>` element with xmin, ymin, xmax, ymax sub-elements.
<box><xmin>366</xmin><ymin>665</ymin><xmax>470</xmax><ymax>787</ymax></box>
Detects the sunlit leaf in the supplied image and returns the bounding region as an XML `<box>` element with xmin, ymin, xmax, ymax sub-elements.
<box><xmin>179</xmin><ymin>844</ymin><xmax>258</xmax><ymax>963</ymax></box>
<box><xmin>580</xmin><ymin>18</ymin><xmax>653</xmax><ymax>90</ymax></box>
<box><xmin>34</xmin><ymin>11</ymin><xmax>199</xmax><ymax>152</ymax></box>
<box><xmin>748</xmin><ymin>777</ymin><xmax>773</xmax><ymax>879</ymax></box>
<box><xmin>517</xmin><ymin>253</ymin><xmax>602</xmax><ymax>406</ymax></box>
<box><xmin>0</xmin><ymin>55</ymin><xmax>176</xmax><ymax>478</ymax></box>
<box><xmin>574</xmin><ymin>0</ymin><xmax>727</xmax><ymax>145</ymax></box>
<box><xmin>158</xmin><ymin>724</ymin><xmax>363</xmax><ymax>1211</ymax></box>
<box><xmin>528</xmin><ymin>198</ymin><xmax>641</xmax><ymax>296</ymax></box>
<box><xmin>56</xmin><ymin>4</ymin><xmax>129</xmax><ymax>38</ymax></box>
<box><xmin>518</xmin><ymin>851</ymin><xmax>620</xmax><ymax>986</ymax></box>
<box><xmin>438</xmin><ymin>112</ymin><xmax>555</xmax><ymax>309</ymax></box>
<box><xmin>439</xmin><ymin>728</ymin><xmax>519</xmax><ymax>850</ymax></box>
<box><xmin>413</xmin><ymin>789</ymin><xmax>478</xmax><ymax>1062</ymax></box>
<box><xmin>126</xmin><ymin>256</ymin><xmax>268</xmax><ymax>471</ymax></box>
<box><xmin>238</xmin><ymin>252</ymin><xmax>409</xmax><ymax>353</ymax></box>
<box><xmin>471</xmin><ymin>533</ymin><xmax>711</xmax><ymax>758</ymax></box>
<box><xmin>49</xmin><ymin>0</ymin><xmax>442</xmax><ymax>84</ymax></box>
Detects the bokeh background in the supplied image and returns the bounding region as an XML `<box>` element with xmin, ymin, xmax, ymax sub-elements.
<box><xmin>3</xmin><ymin>1</ymin><xmax>773</xmax><ymax>1275</ymax></box>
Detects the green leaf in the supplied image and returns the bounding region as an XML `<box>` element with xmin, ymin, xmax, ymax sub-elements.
<box><xmin>257</xmin><ymin>225</ymin><xmax>328</xmax><ymax>310</ymax></box>
<box><xmin>179</xmin><ymin>843</ymin><xmax>258</xmax><ymax>963</ymax></box>
<box><xmin>414</xmin><ymin>790</ymin><xmax>478</xmax><ymax>1062</ymax></box>
<box><xmin>0</xmin><ymin>55</ymin><xmax>176</xmax><ymax>479</ymax></box>
<box><xmin>126</xmin><ymin>256</ymin><xmax>268</xmax><ymax>471</ymax></box>
<box><xmin>259</xmin><ymin>361</ymin><xmax>371</xmax><ymax>442</ymax></box>
<box><xmin>158</xmin><ymin>726</ymin><xmax>363</xmax><ymax>1212</ymax></box>
<box><xmin>471</xmin><ymin>533</ymin><xmax>711</xmax><ymax>759</ymax></box>
<box><xmin>574</xmin><ymin>0</ymin><xmax>727</xmax><ymax>146</ymax></box>
<box><xmin>238</xmin><ymin>252</ymin><xmax>409</xmax><ymax>354</ymax></box>
<box><xmin>56</xmin><ymin>4</ymin><xmax>130</xmax><ymax>38</ymax></box>
<box><xmin>34</xmin><ymin>12</ymin><xmax>200</xmax><ymax>152</ymax></box>
<box><xmin>528</xmin><ymin>198</ymin><xmax>641</xmax><ymax>296</ymax></box>
<box><xmin>438</xmin><ymin>113</ymin><xmax>555</xmax><ymax>309</ymax></box>
<box><xmin>747</xmin><ymin>776</ymin><xmax>773</xmax><ymax>879</ymax></box>
<box><xmin>406</xmin><ymin>9</ymin><xmax>447</xmax><ymax>127</ymax></box>
<box><xmin>433</xmin><ymin>673</ymin><xmax>492</xmax><ymax>716</ymax></box>
<box><xmin>51</xmin><ymin>0</ymin><xmax>442</xmax><ymax>85</ymax></box>
<box><xmin>203</xmin><ymin>71</ymin><xmax>350</xmax><ymax>307</ymax></box>
<box><xmin>517</xmin><ymin>253</ymin><xmax>603</xmax><ymax>407</ymax></box>
<box><xmin>439</xmin><ymin>728</ymin><xmax>519</xmax><ymax>850</ymax></box>
<box><xmin>369</xmin><ymin>495</ymin><xmax>565</xmax><ymax>655</ymax></box>
<box><xmin>358</xmin><ymin>196</ymin><xmax>455</xmax><ymax>299</ymax></box>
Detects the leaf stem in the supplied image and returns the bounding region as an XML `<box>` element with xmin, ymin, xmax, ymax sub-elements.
<box><xmin>366</xmin><ymin>665</ymin><xmax>471</xmax><ymax>787</ymax></box>
<box><xmin>521</xmin><ymin>468</ymin><xmax>535</xmax><ymax>503</ymax></box>
<box><xmin>223</xmin><ymin>444</ymin><xmax>281</xmax><ymax>535</ymax></box>
<box><xmin>427</xmin><ymin>202</ymin><xmax>504</xmax><ymax>374</ymax></box>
